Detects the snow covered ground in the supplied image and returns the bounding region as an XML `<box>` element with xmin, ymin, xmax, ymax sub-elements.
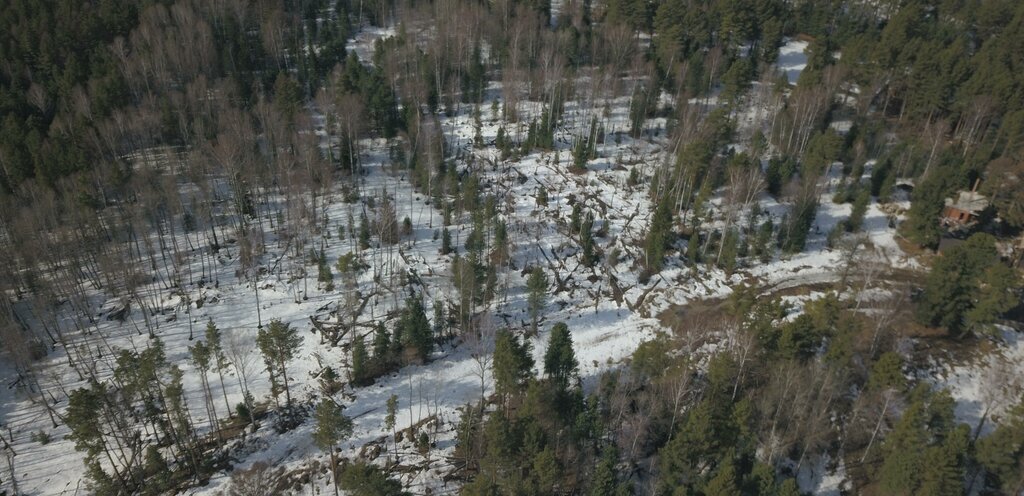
<box><xmin>778</xmin><ymin>40</ymin><xmax>809</xmax><ymax>86</ymax></box>
<box><xmin>0</xmin><ymin>30</ymin><xmax>977</xmax><ymax>496</ymax></box>
<box><xmin>0</xmin><ymin>94</ymin><xmax>674</xmax><ymax>496</ymax></box>
<box><xmin>931</xmin><ymin>326</ymin><xmax>1024</xmax><ymax>438</ymax></box>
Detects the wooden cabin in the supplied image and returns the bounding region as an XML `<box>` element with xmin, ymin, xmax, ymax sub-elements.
<box><xmin>942</xmin><ymin>182</ymin><xmax>988</xmax><ymax>227</ymax></box>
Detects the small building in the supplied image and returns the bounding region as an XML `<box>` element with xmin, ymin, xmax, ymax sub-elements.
<box><xmin>942</xmin><ymin>188</ymin><xmax>988</xmax><ymax>227</ymax></box>
<box><xmin>937</xmin><ymin>237</ymin><xmax>964</xmax><ymax>254</ymax></box>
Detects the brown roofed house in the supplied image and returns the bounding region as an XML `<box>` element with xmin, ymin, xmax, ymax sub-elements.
<box><xmin>942</xmin><ymin>180</ymin><xmax>989</xmax><ymax>227</ymax></box>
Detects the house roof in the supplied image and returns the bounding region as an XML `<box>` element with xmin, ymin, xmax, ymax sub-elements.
<box><xmin>944</xmin><ymin>191</ymin><xmax>988</xmax><ymax>214</ymax></box>
<box><xmin>937</xmin><ymin>237</ymin><xmax>964</xmax><ymax>253</ymax></box>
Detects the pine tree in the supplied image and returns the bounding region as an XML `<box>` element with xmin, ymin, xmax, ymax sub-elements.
<box><xmin>590</xmin><ymin>447</ymin><xmax>622</xmax><ymax>496</ymax></box>
<box><xmin>256</xmin><ymin>319</ymin><xmax>304</xmax><ymax>407</ymax></box>
<box><xmin>84</xmin><ymin>460</ymin><xmax>118</xmax><ymax>495</ymax></box>
<box><xmin>189</xmin><ymin>341</ymin><xmax>220</xmax><ymax>439</ymax></box>
<box><xmin>627</xmin><ymin>167</ymin><xmax>641</xmax><ymax>187</ymax></box>
<box><xmin>802</xmin><ymin>131</ymin><xmax>843</xmax><ymax>176</ymax></box>
<box><xmin>433</xmin><ymin>299</ymin><xmax>447</xmax><ymax>340</ymax></box>
<box><xmin>527</xmin><ymin>267</ymin><xmax>549</xmax><ymax>334</ymax></box>
<box><xmin>273</xmin><ymin>72</ymin><xmax>303</xmax><ymax>127</ymax></box>
<box><xmin>659</xmin><ymin>400</ymin><xmax>716</xmax><ymax>490</ymax></box>
<box><xmin>976</xmin><ymin>402</ymin><xmax>1024</xmax><ymax>493</ymax></box>
<box><xmin>204</xmin><ymin>319</ymin><xmax>233</xmax><ymax>417</ymax></box>
<box><xmin>338</xmin><ymin>462</ymin><xmax>408</xmax><ymax>495</ymax></box>
<box><xmin>917</xmin><ymin>425</ymin><xmax>970</xmax><ymax>496</ymax></box>
<box><xmin>629</xmin><ymin>85</ymin><xmax>649</xmax><ymax>138</ymax></box>
<box><xmin>313</xmin><ymin>399</ymin><xmax>353</xmax><ymax>496</ymax></box>
<box><xmin>496</xmin><ymin>126</ymin><xmax>509</xmax><ymax>155</ymax></box>
<box><xmin>880</xmin><ymin>391</ymin><xmax>930</xmax><ymax>493</ymax></box>
<box><xmin>531</xmin><ymin>447</ymin><xmax>562</xmax><ymax>493</ymax></box>
<box><xmin>703</xmin><ymin>457</ymin><xmax>740</xmax><ymax>496</ymax></box>
<box><xmin>777</xmin><ymin>479</ymin><xmax>801</xmax><ymax>496</ymax></box>
<box><xmin>493</xmin><ymin>329</ymin><xmax>534</xmax><ymax>405</ymax></box>
<box><xmin>572</xmin><ymin>117</ymin><xmax>599</xmax><ymax>172</ymax></box>
<box><xmin>454</xmin><ymin>403</ymin><xmax>484</xmax><ymax>471</ymax></box>
<box><xmin>721</xmin><ymin>58</ymin><xmax>753</xmax><ymax>104</ymax></box>
<box><xmin>165</xmin><ymin>365</ymin><xmax>197</xmax><ymax>472</ymax></box>
<box><xmin>867</xmin><ymin>352</ymin><xmax>906</xmax><ymax>392</ymax></box>
<box><xmin>66</xmin><ymin>385</ymin><xmax>106</xmax><ymax>461</ymax></box>
<box><xmin>966</xmin><ymin>263</ymin><xmax>1021</xmax><ymax>332</ymax></box>
<box><xmin>538</xmin><ymin>107</ymin><xmax>555</xmax><ymax>150</ymax></box>
<box><xmin>378</xmin><ymin>195</ymin><xmax>399</xmax><ymax>245</ymax></box>
<box><xmin>142</xmin><ymin>446</ymin><xmax>171</xmax><ymax>495</ymax></box>
<box><xmin>570</xmin><ymin>202</ymin><xmax>583</xmax><ymax>234</ymax></box>
<box><xmin>870</xmin><ymin>158</ymin><xmax>894</xmax><ymax>199</ymax></box>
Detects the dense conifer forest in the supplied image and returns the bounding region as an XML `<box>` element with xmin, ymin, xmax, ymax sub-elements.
<box><xmin>0</xmin><ymin>0</ymin><xmax>1022</xmax><ymax>494</ymax></box>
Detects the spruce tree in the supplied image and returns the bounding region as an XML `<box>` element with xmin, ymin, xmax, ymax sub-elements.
<box><xmin>544</xmin><ymin>322</ymin><xmax>579</xmax><ymax>391</ymax></box>
<box><xmin>351</xmin><ymin>334</ymin><xmax>369</xmax><ymax>385</ymax></box>
<box><xmin>385</xmin><ymin>394</ymin><xmax>399</xmax><ymax>462</ymax></box>
<box><xmin>580</xmin><ymin>213</ymin><xmax>597</xmax><ymax>266</ymax></box>
<box><xmin>781</xmin><ymin>193</ymin><xmax>818</xmax><ymax>254</ymax></box>
<box><xmin>918</xmin><ymin>233</ymin><xmax>1019</xmax><ymax>335</ymax></box>
<box><xmin>358</xmin><ymin>210</ymin><xmax>371</xmax><ymax>250</ymax></box>
<box><xmin>441</xmin><ymin>227</ymin><xmax>453</xmax><ymax>255</ymax></box>
<box><xmin>571</xmin><ymin>202</ymin><xmax>583</xmax><ymax>234</ymax></box>
<box><xmin>399</xmin><ymin>295</ymin><xmax>433</xmax><ymax>362</ymax></box>
<box><xmin>718</xmin><ymin>229</ymin><xmax>739</xmax><ymax>275</ymax></box>
<box><xmin>846</xmin><ymin>188</ymin><xmax>870</xmax><ymax>232</ymax></box>
<box><xmin>904</xmin><ymin>168</ymin><xmax>952</xmax><ymax>249</ymax></box>
<box><xmin>645</xmin><ymin>196</ymin><xmax>674</xmax><ymax>271</ymax></box>
<box><xmin>491</xmin><ymin>219</ymin><xmax>509</xmax><ymax>266</ymax></box>
<box><xmin>317</xmin><ymin>248</ymin><xmax>334</xmax><ymax>290</ymax></box>
<box><xmin>372</xmin><ymin>322</ymin><xmax>390</xmax><ymax>363</ymax></box>
<box><xmin>687</xmin><ymin>232</ymin><xmax>702</xmax><ymax>266</ymax></box>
